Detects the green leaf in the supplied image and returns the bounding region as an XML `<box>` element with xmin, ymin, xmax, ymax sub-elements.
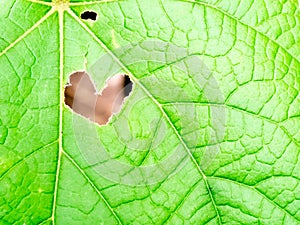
<box><xmin>1</xmin><ymin>0</ymin><xmax>300</xmax><ymax>224</ymax></box>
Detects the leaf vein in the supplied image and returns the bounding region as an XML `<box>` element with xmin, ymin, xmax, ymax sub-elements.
<box><xmin>62</xmin><ymin>150</ymin><xmax>124</xmax><ymax>225</ymax></box>
<box><xmin>0</xmin><ymin>8</ymin><xmax>54</xmax><ymax>58</ymax></box>
<box><xmin>162</xmin><ymin>102</ymin><xmax>300</xmax><ymax>148</ymax></box>
<box><xmin>183</xmin><ymin>0</ymin><xmax>300</xmax><ymax>63</ymax></box>
<box><xmin>51</xmin><ymin>8</ymin><xmax>64</xmax><ymax>224</ymax></box>
<box><xmin>209</xmin><ymin>176</ymin><xmax>300</xmax><ymax>223</ymax></box>
<box><xmin>0</xmin><ymin>140</ymin><xmax>58</xmax><ymax>181</ymax></box>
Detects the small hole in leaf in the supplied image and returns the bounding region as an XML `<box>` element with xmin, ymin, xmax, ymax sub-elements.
<box><xmin>64</xmin><ymin>72</ymin><xmax>133</xmax><ymax>125</ymax></box>
<box><xmin>80</xmin><ymin>11</ymin><xmax>97</xmax><ymax>21</ymax></box>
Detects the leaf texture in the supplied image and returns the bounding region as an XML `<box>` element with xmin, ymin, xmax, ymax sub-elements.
<box><xmin>0</xmin><ymin>0</ymin><xmax>299</xmax><ymax>224</ymax></box>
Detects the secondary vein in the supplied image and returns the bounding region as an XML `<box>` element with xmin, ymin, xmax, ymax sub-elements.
<box><xmin>0</xmin><ymin>9</ymin><xmax>54</xmax><ymax>58</ymax></box>
<box><xmin>62</xmin><ymin>150</ymin><xmax>124</xmax><ymax>225</ymax></box>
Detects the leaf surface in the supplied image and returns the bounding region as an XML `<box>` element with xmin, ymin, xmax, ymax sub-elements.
<box><xmin>0</xmin><ymin>0</ymin><xmax>300</xmax><ymax>224</ymax></box>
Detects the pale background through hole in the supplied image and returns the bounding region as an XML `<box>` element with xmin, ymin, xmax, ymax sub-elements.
<box><xmin>64</xmin><ymin>72</ymin><xmax>132</xmax><ymax>125</ymax></box>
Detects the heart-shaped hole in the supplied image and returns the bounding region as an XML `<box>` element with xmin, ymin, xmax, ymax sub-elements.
<box><xmin>64</xmin><ymin>71</ymin><xmax>133</xmax><ymax>125</ymax></box>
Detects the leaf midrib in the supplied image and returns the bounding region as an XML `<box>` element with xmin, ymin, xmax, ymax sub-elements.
<box><xmin>51</xmin><ymin>7</ymin><xmax>64</xmax><ymax>224</ymax></box>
